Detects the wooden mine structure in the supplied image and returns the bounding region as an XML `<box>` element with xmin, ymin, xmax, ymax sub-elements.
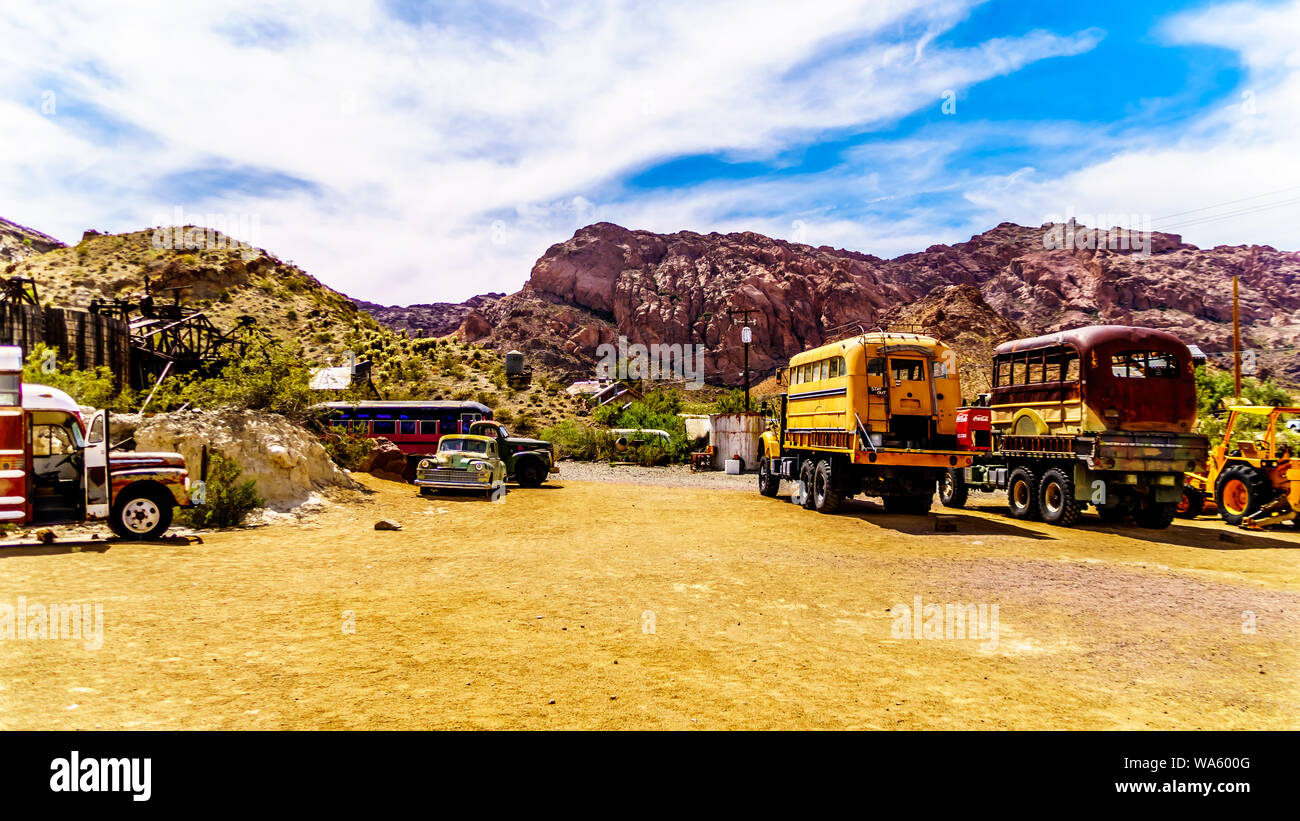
<box><xmin>0</xmin><ymin>275</ymin><xmax>270</xmax><ymax>390</ymax></box>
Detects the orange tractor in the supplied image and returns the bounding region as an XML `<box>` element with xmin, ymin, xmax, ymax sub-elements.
<box><xmin>1181</xmin><ymin>406</ymin><xmax>1300</xmax><ymax>529</ymax></box>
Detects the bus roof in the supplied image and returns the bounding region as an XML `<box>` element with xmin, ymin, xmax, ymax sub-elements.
<box><xmin>995</xmin><ymin>325</ymin><xmax>1189</xmax><ymax>358</ymax></box>
<box><xmin>789</xmin><ymin>332</ymin><xmax>945</xmax><ymax>366</ymax></box>
<box><xmin>21</xmin><ymin>383</ymin><xmax>83</xmax><ymax>415</ymax></box>
<box><xmin>311</xmin><ymin>400</ymin><xmax>491</xmax><ymax>413</ymax></box>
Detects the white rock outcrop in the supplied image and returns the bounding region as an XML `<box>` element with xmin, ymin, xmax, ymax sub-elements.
<box><xmin>123</xmin><ymin>408</ymin><xmax>361</xmax><ymax>511</ymax></box>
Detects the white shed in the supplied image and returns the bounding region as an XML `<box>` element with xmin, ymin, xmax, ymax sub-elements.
<box><xmin>708</xmin><ymin>412</ymin><xmax>765</xmax><ymax>471</ymax></box>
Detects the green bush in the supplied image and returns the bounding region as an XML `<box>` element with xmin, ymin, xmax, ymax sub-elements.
<box><xmin>181</xmin><ymin>453</ymin><xmax>265</xmax><ymax>528</ymax></box>
<box><xmin>321</xmin><ymin>427</ymin><xmax>372</xmax><ymax>470</ymax></box>
<box><xmin>1195</xmin><ymin>365</ymin><xmax>1292</xmax><ymax>440</ymax></box>
<box><xmin>22</xmin><ymin>343</ymin><xmax>134</xmax><ymax>411</ymax></box>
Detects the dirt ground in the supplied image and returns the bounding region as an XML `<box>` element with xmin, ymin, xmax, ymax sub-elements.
<box><xmin>1</xmin><ymin>470</ymin><xmax>1297</xmax><ymax>730</ymax></box>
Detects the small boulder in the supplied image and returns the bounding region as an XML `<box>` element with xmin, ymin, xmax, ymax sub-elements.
<box><xmin>374</xmin><ymin>519</ymin><xmax>403</xmax><ymax>531</ymax></box>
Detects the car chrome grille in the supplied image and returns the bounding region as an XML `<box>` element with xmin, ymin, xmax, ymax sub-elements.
<box><xmin>417</xmin><ymin>467</ymin><xmax>486</xmax><ymax>483</ymax></box>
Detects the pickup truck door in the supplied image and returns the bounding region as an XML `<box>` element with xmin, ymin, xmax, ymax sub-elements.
<box><xmin>83</xmin><ymin>410</ymin><xmax>111</xmax><ymax>518</ymax></box>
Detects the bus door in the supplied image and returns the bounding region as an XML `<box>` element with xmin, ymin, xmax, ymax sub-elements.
<box><xmin>0</xmin><ymin>348</ymin><xmax>27</xmax><ymax>525</ymax></box>
<box><xmin>864</xmin><ymin>356</ymin><xmax>890</xmax><ymax>429</ymax></box>
<box><xmin>888</xmin><ymin>357</ymin><xmax>933</xmax><ymax>417</ymax></box>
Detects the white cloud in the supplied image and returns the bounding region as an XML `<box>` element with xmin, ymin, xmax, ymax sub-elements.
<box><xmin>960</xmin><ymin>0</ymin><xmax>1300</xmax><ymax>250</ymax></box>
<box><xmin>0</xmin><ymin>0</ymin><xmax>1107</xmax><ymax>302</ymax></box>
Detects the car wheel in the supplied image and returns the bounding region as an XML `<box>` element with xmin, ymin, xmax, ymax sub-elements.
<box><xmin>758</xmin><ymin>459</ymin><xmax>780</xmax><ymax>497</ymax></box>
<box><xmin>515</xmin><ymin>460</ymin><xmax>544</xmax><ymax>488</ymax></box>
<box><xmin>812</xmin><ymin>460</ymin><xmax>842</xmax><ymax>514</ymax></box>
<box><xmin>109</xmin><ymin>487</ymin><xmax>174</xmax><ymax>540</ymax></box>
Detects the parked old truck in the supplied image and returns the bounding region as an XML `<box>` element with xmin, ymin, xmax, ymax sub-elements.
<box><xmin>466</xmin><ymin>420</ymin><xmax>557</xmax><ymax>487</ymax></box>
<box><xmin>757</xmin><ymin>332</ymin><xmax>975</xmax><ymax>514</ymax></box>
<box><xmin>0</xmin><ymin>346</ymin><xmax>198</xmax><ymax>540</ymax></box>
<box><xmin>938</xmin><ymin>326</ymin><xmax>1209</xmax><ymax>529</ymax></box>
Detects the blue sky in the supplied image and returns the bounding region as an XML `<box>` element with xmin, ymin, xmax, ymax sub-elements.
<box><xmin>1</xmin><ymin>0</ymin><xmax>1298</xmax><ymax>303</ymax></box>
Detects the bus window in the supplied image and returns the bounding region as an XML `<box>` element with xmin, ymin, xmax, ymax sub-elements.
<box><xmin>441</xmin><ymin>418</ymin><xmax>459</xmax><ymax>435</ymax></box>
<box><xmin>932</xmin><ymin>359</ymin><xmax>949</xmax><ymax>379</ymax></box>
<box><xmin>890</xmin><ymin>359</ymin><xmax>925</xmax><ymax>382</ymax></box>
<box><xmin>867</xmin><ymin>358</ymin><xmax>885</xmax><ymax>377</ymax></box>
<box><xmin>1064</xmin><ymin>353</ymin><xmax>1080</xmax><ymax>381</ymax></box>
<box><xmin>1012</xmin><ymin>356</ymin><xmax>1027</xmax><ymax>385</ymax></box>
<box><xmin>420</xmin><ymin>421</ymin><xmax>440</xmax><ymax>436</ymax></box>
<box><xmin>996</xmin><ymin>359</ymin><xmax>1010</xmax><ymax>387</ymax></box>
<box><xmin>1027</xmin><ymin>353</ymin><xmax>1044</xmax><ymax>384</ymax></box>
<box><xmin>373</xmin><ymin>420</ymin><xmax>395</xmax><ymax>435</ymax></box>
<box><xmin>399</xmin><ymin>421</ymin><xmax>417</xmax><ymax>435</ymax></box>
<box><xmin>820</xmin><ymin>360</ymin><xmax>829</xmax><ymax>381</ymax></box>
<box><xmin>1145</xmin><ymin>352</ymin><xmax>1179</xmax><ymax>378</ymax></box>
<box><xmin>1042</xmin><ymin>349</ymin><xmax>1064</xmax><ymax>383</ymax></box>
<box><xmin>802</xmin><ymin>364</ymin><xmax>812</xmax><ymax>383</ymax></box>
<box><xmin>829</xmin><ymin>358</ymin><xmax>839</xmax><ymax>379</ymax></box>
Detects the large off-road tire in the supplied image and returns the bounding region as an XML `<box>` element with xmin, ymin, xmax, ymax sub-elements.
<box><xmin>882</xmin><ymin>494</ymin><xmax>933</xmax><ymax>515</ymax></box>
<box><xmin>514</xmin><ymin>459</ymin><xmax>545</xmax><ymax>488</ymax></box>
<box><xmin>108</xmin><ymin>486</ymin><xmax>174</xmax><ymax>541</ymax></box>
<box><xmin>939</xmin><ymin>469</ymin><xmax>968</xmax><ymax>509</ymax></box>
<box><xmin>1175</xmin><ymin>486</ymin><xmax>1205</xmax><ymax>519</ymax></box>
<box><xmin>1135</xmin><ymin>501</ymin><xmax>1177</xmax><ymax>529</ymax></box>
<box><xmin>1007</xmin><ymin>467</ymin><xmax>1039</xmax><ymax>520</ymax></box>
<box><xmin>1215</xmin><ymin>464</ymin><xmax>1271</xmax><ymax>526</ymax></box>
<box><xmin>798</xmin><ymin>460</ymin><xmax>816</xmax><ymax>510</ymax></box>
<box><xmin>1037</xmin><ymin>467</ymin><xmax>1081</xmax><ymax>527</ymax></box>
<box><xmin>758</xmin><ymin>458</ymin><xmax>780</xmax><ymax>497</ymax></box>
<box><xmin>812</xmin><ymin>459</ymin><xmax>843</xmax><ymax>514</ymax></box>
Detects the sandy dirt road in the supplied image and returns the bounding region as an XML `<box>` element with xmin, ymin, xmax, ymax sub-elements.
<box><xmin>1</xmin><ymin>473</ymin><xmax>1297</xmax><ymax>729</ymax></box>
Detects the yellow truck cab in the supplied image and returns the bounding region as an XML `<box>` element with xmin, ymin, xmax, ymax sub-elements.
<box><xmin>758</xmin><ymin>332</ymin><xmax>973</xmax><ymax>514</ymax></box>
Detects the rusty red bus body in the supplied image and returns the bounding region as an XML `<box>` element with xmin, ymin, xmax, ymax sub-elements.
<box><xmin>944</xmin><ymin>326</ymin><xmax>1209</xmax><ymax>529</ymax></box>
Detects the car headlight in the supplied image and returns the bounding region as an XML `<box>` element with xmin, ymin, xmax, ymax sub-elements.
<box><xmin>419</xmin><ymin>459</ymin><xmax>432</xmax><ymax>470</ymax></box>
<box><xmin>473</xmin><ymin>461</ymin><xmax>486</xmax><ymax>472</ymax></box>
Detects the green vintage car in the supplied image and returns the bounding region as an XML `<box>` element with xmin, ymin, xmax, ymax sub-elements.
<box><xmin>414</xmin><ymin>435</ymin><xmax>507</xmax><ymax>499</ymax></box>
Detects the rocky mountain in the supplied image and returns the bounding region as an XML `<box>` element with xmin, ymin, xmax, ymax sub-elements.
<box><xmin>354</xmin><ymin>293</ymin><xmax>504</xmax><ymax>338</ymax></box>
<box><xmin>417</xmin><ymin>221</ymin><xmax>1299</xmax><ymax>386</ymax></box>
<box><xmin>0</xmin><ymin>217</ymin><xmax>64</xmax><ymax>263</ymax></box>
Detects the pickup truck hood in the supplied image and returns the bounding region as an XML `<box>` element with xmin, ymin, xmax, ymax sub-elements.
<box><xmin>505</xmin><ymin>438</ymin><xmax>551</xmax><ymax>449</ymax></box>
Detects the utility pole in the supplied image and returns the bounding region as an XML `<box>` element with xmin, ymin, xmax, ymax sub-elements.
<box><xmin>1232</xmin><ymin>275</ymin><xmax>1242</xmax><ymax>399</ymax></box>
<box><xmin>728</xmin><ymin>307</ymin><xmax>756</xmax><ymax>412</ymax></box>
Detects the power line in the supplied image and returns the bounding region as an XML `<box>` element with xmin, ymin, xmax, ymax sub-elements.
<box><xmin>1151</xmin><ymin>183</ymin><xmax>1300</xmax><ymax>225</ymax></box>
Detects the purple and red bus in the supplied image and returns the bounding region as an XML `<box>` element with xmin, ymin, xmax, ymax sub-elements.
<box><xmin>311</xmin><ymin>400</ymin><xmax>493</xmax><ymax>458</ymax></box>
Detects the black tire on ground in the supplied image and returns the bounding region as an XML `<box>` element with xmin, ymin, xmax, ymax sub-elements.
<box><xmin>1007</xmin><ymin>467</ymin><xmax>1039</xmax><ymax>520</ymax></box>
<box><xmin>108</xmin><ymin>486</ymin><xmax>174</xmax><ymax>540</ymax></box>
<box><xmin>515</xmin><ymin>459</ymin><xmax>545</xmax><ymax>488</ymax></box>
<box><xmin>799</xmin><ymin>460</ymin><xmax>817</xmax><ymax>510</ymax></box>
<box><xmin>812</xmin><ymin>459</ymin><xmax>843</xmax><ymax>514</ymax></box>
<box><xmin>419</xmin><ymin>487</ymin><xmax>435</xmax><ymax>497</ymax></box>
<box><xmin>1037</xmin><ymin>467</ymin><xmax>1081</xmax><ymax>527</ymax></box>
<box><xmin>1135</xmin><ymin>501</ymin><xmax>1177</xmax><ymax>529</ymax></box>
<box><xmin>882</xmin><ymin>494</ymin><xmax>933</xmax><ymax>515</ymax></box>
<box><xmin>758</xmin><ymin>458</ymin><xmax>780</xmax><ymax>497</ymax></box>
<box><xmin>939</xmin><ymin>468</ymin><xmax>968</xmax><ymax>509</ymax></box>
<box><xmin>1214</xmin><ymin>464</ymin><xmax>1271</xmax><ymax>526</ymax></box>
<box><xmin>1175</xmin><ymin>486</ymin><xmax>1205</xmax><ymax>519</ymax></box>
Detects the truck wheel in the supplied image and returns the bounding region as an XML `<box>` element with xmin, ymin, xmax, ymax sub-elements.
<box><xmin>1007</xmin><ymin>467</ymin><xmax>1039</xmax><ymax>520</ymax></box>
<box><xmin>1135</xmin><ymin>501</ymin><xmax>1176</xmax><ymax>529</ymax></box>
<box><xmin>1038</xmin><ymin>468</ymin><xmax>1080</xmax><ymax>527</ymax></box>
<box><xmin>515</xmin><ymin>460</ymin><xmax>545</xmax><ymax>488</ymax></box>
<box><xmin>939</xmin><ymin>469</ymin><xmax>968</xmax><ymax>509</ymax></box>
<box><xmin>1175</xmin><ymin>486</ymin><xmax>1205</xmax><ymax>519</ymax></box>
<box><xmin>108</xmin><ymin>487</ymin><xmax>174</xmax><ymax>541</ymax></box>
<box><xmin>812</xmin><ymin>460</ymin><xmax>842</xmax><ymax>514</ymax></box>
<box><xmin>798</xmin><ymin>460</ymin><xmax>816</xmax><ymax>510</ymax></box>
<box><xmin>758</xmin><ymin>459</ymin><xmax>780</xmax><ymax>497</ymax></box>
<box><xmin>1215</xmin><ymin>465</ymin><xmax>1270</xmax><ymax>526</ymax></box>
